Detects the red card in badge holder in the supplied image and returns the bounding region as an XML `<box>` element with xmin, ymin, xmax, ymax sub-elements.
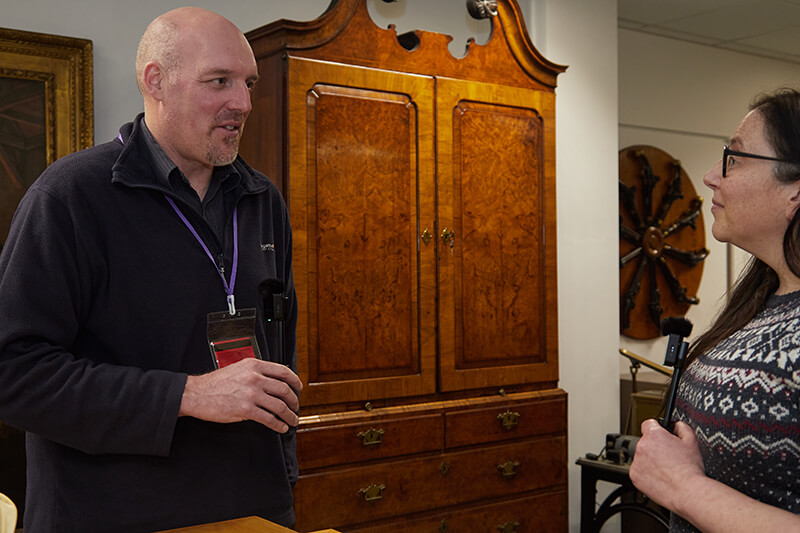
<box><xmin>210</xmin><ymin>336</ymin><xmax>257</xmax><ymax>368</ymax></box>
<box><xmin>207</xmin><ymin>309</ymin><xmax>262</xmax><ymax>369</ymax></box>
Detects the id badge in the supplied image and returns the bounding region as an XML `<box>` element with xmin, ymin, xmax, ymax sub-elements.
<box><xmin>207</xmin><ymin>308</ymin><xmax>262</xmax><ymax>369</ymax></box>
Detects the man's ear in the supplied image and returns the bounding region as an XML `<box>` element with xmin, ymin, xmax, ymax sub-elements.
<box><xmin>141</xmin><ymin>62</ymin><xmax>165</xmax><ymax>101</ymax></box>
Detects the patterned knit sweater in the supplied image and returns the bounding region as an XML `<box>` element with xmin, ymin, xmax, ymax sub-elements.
<box><xmin>670</xmin><ymin>290</ymin><xmax>800</xmax><ymax>532</ymax></box>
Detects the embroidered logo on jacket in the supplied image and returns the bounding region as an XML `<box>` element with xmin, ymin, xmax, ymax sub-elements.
<box><xmin>261</xmin><ymin>243</ymin><xmax>275</xmax><ymax>252</ymax></box>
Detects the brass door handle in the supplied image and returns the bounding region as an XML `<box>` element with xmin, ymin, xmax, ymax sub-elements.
<box><xmin>441</xmin><ymin>227</ymin><xmax>455</xmax><ymax>251</ymax></box>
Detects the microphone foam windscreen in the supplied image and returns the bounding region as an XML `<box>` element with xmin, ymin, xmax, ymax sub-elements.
<box><xmin>661</xmin><ymin>316</ymin><xmax>693</xmax><ymax>337</ymax></box>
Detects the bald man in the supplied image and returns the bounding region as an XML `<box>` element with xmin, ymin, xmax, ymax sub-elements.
<box><xmin>0</xmin><ymin>8</ymin><xmax>302</xmax><ymax>531</ymax></box>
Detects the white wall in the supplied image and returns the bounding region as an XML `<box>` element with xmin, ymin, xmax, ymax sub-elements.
<box><xmin>1</xmin><ymin>0</ymin><xmax>501</xmax><ymax>144</ymax></box>
<box><xmin>531</xmin><ymin>1</ymin><xmax>620</xmax><ymax>531</ymax></box>
<box><xmin>2</xmin><ymin>0</ymin><xmax>337</xmax><ymax>143</ymax></box>
<box><xmin>618</xmin><ymin>28</ymin><xmax>800</xmax><ymax>379</ymax></box>
<box><xmin>2</xmin><ymin>1</ymin><xmax>621</xmax><ymax>532</ymax></box>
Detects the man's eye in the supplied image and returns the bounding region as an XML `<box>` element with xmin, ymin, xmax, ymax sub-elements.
<box><xmin>211</xmin><ymin>78</ymin><xmax>227</xmax><ymax>86</ymax></box>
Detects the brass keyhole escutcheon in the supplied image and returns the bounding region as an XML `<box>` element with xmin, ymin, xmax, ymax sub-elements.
<box><xmin>421</xmin><ymin>227</ymin><xmax>432</xmax><ymax>246</ymax></box>
<box><xmin>439</xmin><ymin>460</ymin><xmax>450</xmax><ymax>476</ymax></box>
<box><xmin>357</xmin><ymin>428</ymin><xmax>385</xmax><ymax>446</ymax></box>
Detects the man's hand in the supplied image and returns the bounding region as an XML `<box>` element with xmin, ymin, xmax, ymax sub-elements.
<box><xmin>179</xmin><ymin>358</ymin><xmax>303</xmax><ymax>433</ymax></box>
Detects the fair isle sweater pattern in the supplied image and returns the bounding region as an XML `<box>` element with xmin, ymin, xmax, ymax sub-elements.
<box><xmin>670</xmin><ymin>290</ymin><xmax>800</xmax><ymax>532</ymax></box>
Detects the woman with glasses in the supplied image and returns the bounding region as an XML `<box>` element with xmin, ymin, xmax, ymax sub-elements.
<box><xmin>629</xmin><ymin>88</ymin><xmax>800</xmax><ymax>532</ymax></box>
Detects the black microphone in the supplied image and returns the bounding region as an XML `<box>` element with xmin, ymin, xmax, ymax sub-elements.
<box><xmin>259</xmin><ymin>278</ymin><xmax>287</xmax><ymax>366</ymax></box>
<box><xmin>659</xmin><ymin>317</ymin><xmax>693</xmax><ymax>431</ymax></box>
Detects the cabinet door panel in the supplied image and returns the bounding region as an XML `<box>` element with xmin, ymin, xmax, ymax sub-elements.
<box><xmin>288</xmin><ymin>58</ymin><xmax>436</xmax><ymax>406</ymax></box>
<box><xmin>437</xmin><ymin>78</ymin><xmax>558</xmax><ymax>391</ymax></box>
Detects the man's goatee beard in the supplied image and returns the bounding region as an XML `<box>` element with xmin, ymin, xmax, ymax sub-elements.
<box><xmin>207</xmin><ymin>138</ymin><xmax>240</xmax><ymax>166</ymax></box>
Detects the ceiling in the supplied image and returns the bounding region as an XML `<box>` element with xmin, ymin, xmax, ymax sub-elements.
<box><xmin>618</xmin><ymin>0</ymin><xmax>800</xmax><ymax>65</ymax></box>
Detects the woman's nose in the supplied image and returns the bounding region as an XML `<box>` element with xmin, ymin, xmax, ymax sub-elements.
<box><xmin>703</xmin><ymin>159</ymin><xmax>722</xmax><ymax>190</ymax></box>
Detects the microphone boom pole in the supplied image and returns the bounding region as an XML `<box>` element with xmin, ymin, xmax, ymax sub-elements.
<box><xmin>658</xmin><ymin>317</ymin><xmax>693</xmax><ymax>432</ymax></box>
<box><xmin>259</xmin><ymin>279</ymin><xmax>288</xmax><ymax>366</ymax></box>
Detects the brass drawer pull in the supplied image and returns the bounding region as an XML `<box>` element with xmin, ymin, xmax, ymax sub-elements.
<box><xmin>357</xmin><ymin>427</ymin><xmax>385</xmax><ymax>446</ymax></box>
<box><xmin>497</xmin><ymin>459</ymin><xmax>520</xmax><ymax>478</ymax></box>
<box><xmin>497</xmin><ymin>410</ymin><xmax>520</xmax><ymax>430</ymax></box>
<box><xmin>497</xmin><ymin>521</ymin><xmax>520</xmax><ymax>533</ymax></box>
<box><xmin>358</xmin><ymin>483</ymin><xmax>386</xmax><ymax>502</ymax></box>
<box><xmin>439</xmin><ymin>460</ymin><xmax>450</xmax><ymax>476</ymax></box>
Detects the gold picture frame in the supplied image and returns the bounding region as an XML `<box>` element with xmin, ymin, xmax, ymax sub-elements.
<box><xmin>0</xmin><ymin>27</ymin><xmax>93</xmax><ymax>244</ymax></box>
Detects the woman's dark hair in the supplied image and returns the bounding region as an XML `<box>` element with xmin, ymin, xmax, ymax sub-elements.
<box><xmin>687</xmin><ymin>88</ymin><xmax>800</xmax><ymax>363</ymax></box>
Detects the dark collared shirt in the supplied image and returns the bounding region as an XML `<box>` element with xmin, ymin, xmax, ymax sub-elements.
<box><xmin>139</xmin><ymin>120</ymin><xmax>241</xmax><ymax>250</ymax></box>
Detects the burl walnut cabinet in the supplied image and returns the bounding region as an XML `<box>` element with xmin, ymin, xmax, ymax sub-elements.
<box><xmin>240</xmin><ymin>1</ymin><xmax>567</xmax><ymax>531</ymax></box>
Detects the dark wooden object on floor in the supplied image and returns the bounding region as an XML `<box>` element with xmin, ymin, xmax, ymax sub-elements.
<box><xmin>241</xmin><ymin>1</ymin><xmax>567</xmax><ymax>530</ymax></box>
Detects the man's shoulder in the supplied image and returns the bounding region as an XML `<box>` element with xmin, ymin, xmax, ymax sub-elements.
<box><xmin>37</xmin><ymin>139</ymin><xmax>122</xmax><ymax>190</ymax></box>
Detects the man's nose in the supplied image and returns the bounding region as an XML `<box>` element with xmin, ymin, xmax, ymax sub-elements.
<box><xmin>230</xmin><ymin>82</ymin><xmax>252</xmax><ymax>114</ymax></box>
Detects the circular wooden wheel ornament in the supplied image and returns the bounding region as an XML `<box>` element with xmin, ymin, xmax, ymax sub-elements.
<box><xmin>619</xmin><ymin>145</ymin><xmax>708</xmax><ymax>339</ymax></box>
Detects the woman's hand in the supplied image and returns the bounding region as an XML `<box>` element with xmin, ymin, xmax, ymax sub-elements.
<box><xmin>629</xmin><ymin>419</ymin><xmax>705</xmax><ymax>511</ymax></box>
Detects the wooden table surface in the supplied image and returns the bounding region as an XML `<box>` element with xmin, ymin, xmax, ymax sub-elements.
<box><xmin>156</xmin><ymin>516</ymin><xmax>338</xmax><ymax>533</ymax></box>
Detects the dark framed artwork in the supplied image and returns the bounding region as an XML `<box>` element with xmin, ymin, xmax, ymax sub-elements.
<box><xmin>0</xmin><ymin>27</ymin><xmax>93</xmax><ymax>525</ymax></box>
<box><xmin>0</xmin><ymin>27</ymin><xmax>93</xmax><ymax>247</ymax></box>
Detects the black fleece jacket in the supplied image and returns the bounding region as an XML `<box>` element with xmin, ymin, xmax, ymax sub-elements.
<box><xmin>0</xmin><ymin>115</ymin><xmax>298</xmax><ymax>532</ymax></box>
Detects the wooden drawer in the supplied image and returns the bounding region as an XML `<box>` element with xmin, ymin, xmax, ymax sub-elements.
<box><xmin>345</xmin><ymin>490</ymin><xmax>567</xmax><ymax>532</ymax></box>
<box><xmin>298</xmin><ymin>414</ymin><xmax>444</xmax><ymax>470</ymax></box>
<box><xmin>293</xmin><ymin>437</ymin><xmax>566</xmax><ymax>532</ymax></box>
<box><xmin>445</xmin><ymin>395</ymin><xmax>566</xmax><ymax>449</ymax></box>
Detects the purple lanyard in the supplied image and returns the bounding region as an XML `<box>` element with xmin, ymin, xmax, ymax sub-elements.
<box><xmin>165</xmin><ymin>196</ymin><xmax>239</xmax><ymax>315</ymax></box>
<box><xmin>116</xmin><ymin>132</ymin><xmax>239</xmax><ymax>314</ymax></box>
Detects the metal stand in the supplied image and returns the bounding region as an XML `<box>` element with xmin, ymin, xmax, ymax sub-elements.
<box><xmin>576</xmin><ymin>456</ymin><xmax>669</xmax><ymax>533</ymax></box>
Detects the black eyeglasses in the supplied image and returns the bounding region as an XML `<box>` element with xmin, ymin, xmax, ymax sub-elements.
<box><xmin>722</xmin><ymin>145</ymin><xmax>794</xmax><ymax>177</ymax></box>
